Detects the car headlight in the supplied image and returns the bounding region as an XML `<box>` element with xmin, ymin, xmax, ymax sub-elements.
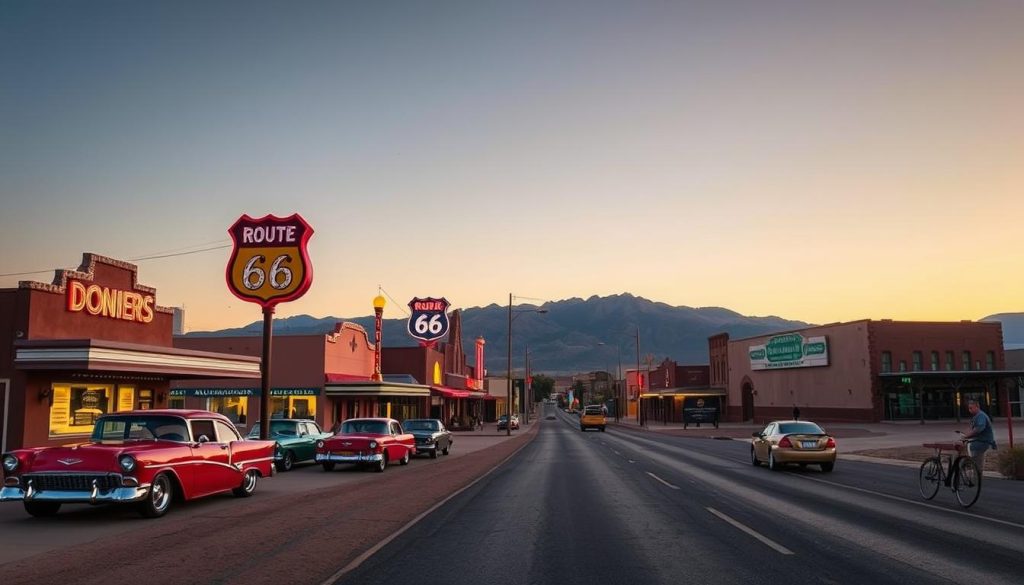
<box><xmin>316</xmin><ymin>440</ymin><xmax>325</xmax><ymax>449</ymax></box>
<box><xmin>425</xmin><ymin>438</ymin><xmax>435</xmax><ymax>444</ymax></box>
<box><xmin>2</xmin><ymin>454</ymin><xmax>18</xmax><ymax>473</ymax></box>
<box><xmin>119</xmin><ymin>455</ymin><xmax>137</xmax><ymax>473</ymax></box>
<box><xmin>369</xmin><ymin>441</ymin><xmax>378</xmax><ymax>449</ymax></box>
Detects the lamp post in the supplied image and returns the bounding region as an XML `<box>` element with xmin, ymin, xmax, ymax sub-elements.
<box><xmin>372</xmin><ymin>294</ymin><xmax>386</xmax><ymax>382</ymax></box>
<box><xmin>506</xmin><ymin>294</ymin><xmax>548</xmax><ymax>436</ymax></box>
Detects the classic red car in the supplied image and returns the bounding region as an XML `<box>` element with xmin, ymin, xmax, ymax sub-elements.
<box><xmin>315</xmin><ymin>418</ymin><xmax>415</xmax><ymax>472</ymax></box>
<box><xmin>0</xmin><ymin>410</ymin><xmax>275</xmax><ymax>518</ymax></box>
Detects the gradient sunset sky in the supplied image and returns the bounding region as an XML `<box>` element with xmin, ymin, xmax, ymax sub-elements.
<box><xmin>2</xmin><ymin>1</ymin><xmax>1022</xmax><ymax>332</ymax></box>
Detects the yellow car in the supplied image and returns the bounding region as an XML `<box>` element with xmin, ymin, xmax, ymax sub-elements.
<box><xmin>750</xmin><ymin>420</ymin><xmax>836</xmax><ymax>472</ymax></box>
<box><xmin>580</xmin><ymin>405</ymin><xmax>606</xmax><ymax>432</ymax></box>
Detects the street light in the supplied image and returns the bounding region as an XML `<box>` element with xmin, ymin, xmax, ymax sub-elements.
<box><xmin>507</xmin><ymin>293</ymin><xmax>548</xmax><ymax>436</ymax></box>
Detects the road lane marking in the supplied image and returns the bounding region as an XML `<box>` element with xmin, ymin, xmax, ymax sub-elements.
<box><xmin>628</xmin><ymin>459</ymin><xmax>636</xmax><ymax>464</ymax></box>
<box><xmin>707</xmin><ymin>507</ymin><xmax>794</xmax><ymax>555</ymax></box>
<box><xmin>789</xmin><ymin>473</ymin><xmax>1024</xmax><ymax>531</ymax></box>
<box><xmin>613</xmin><ymin>450</ymin><xmax>621</xmax><ymax>456</ymax></box>
<box><xmin>646</xmin><ymin>471</ymin><xmax>680</xmax><ymax>490</ymax></box>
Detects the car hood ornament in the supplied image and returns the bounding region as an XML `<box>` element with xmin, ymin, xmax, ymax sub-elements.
<box><xmin>58</xmin><ymin>458</ymin><xmax>83</xmax><ymax>466</ymax></box>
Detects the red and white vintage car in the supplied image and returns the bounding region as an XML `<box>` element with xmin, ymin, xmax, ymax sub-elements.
<box><xmin>1</xmin><ymin>409</ymin><xmax>275</xmax><ymax>518</ymax></box>
<box><xmin>315</xmin><ymin>418</ymin><xmax>415</xmax><ymax>472</ymax></box>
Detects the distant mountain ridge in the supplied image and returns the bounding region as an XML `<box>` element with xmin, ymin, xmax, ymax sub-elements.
<box><xmin>186</xmin><ymin>293</ymin><xmax>810</xmax><ymax>375</ymax></box>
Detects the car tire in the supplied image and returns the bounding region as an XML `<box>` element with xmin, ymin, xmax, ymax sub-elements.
<box><xmin>233</xmin><ymin>469</ymin><xmax>258</xmax><ymax>497</ymax></box>
<box><xmin>768</xmin><ymin>449</ymin><xmax>780</xmax><ymax>471</ymax></box>
<box><xmin>820</xmin><ymin>462</ymin><xmax>835</xmax><ymax>473</ymax></box>
<box><xmin>322</xmin><ymin>462</ymin><xmax>335</xmax><ymax>472</ymax></box>
<box><xmin>138</xmin><ymin>472</ymin><xmax>173</xmax><ymax>518</ymax></box>
<box><xmin>374</xmin><ymin>453</ymin><xmax>388</xmax><ymax>473</ymax></box>
<box><xmin>600</xmin><ymin>427</ymin><xmax>606</xmax><ymax>432</ymax></box>
<box><xmin>430</xmin><ymin>448</ymin><xmax>438</xmax><ymax>459</ymax></box>
<box><xmin>23</xmin><ymin>501</ymin><xmax>61</xmax><ymax>517</ymax></box>
<box><xmin>750</xmin><ymin>446</ymin><xmax>761</xmax><ymax>467</ymax></box>
<box><xmin>442</xmin><ymin>443</ymin><xmax>450</xmax><ymax>455</ymax></box>
<box><xmin>277</xmin><ymin>450</ymin><xmax>295</xmax><ymax>472</ymax></box>
<box><xmin>400</xmin><ymin>449</ymin><xmax>410</xmax><ymax>466</ymax></box>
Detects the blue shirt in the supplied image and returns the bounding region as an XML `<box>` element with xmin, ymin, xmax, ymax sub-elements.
<box><xmin>970</xmin><ymin>410</ymin><xmax>996</xmax><ymax>448</ymax></box>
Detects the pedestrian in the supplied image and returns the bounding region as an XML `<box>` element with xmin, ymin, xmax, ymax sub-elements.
<box><xmin>792</xmin><ymin>405</ymin><xmax>800</xmax><ymax>420</ymax></box>
<box><xmin>963</xmin><ymin>399</ymin><xmax>997</xmax><ymax>472</ymax></box>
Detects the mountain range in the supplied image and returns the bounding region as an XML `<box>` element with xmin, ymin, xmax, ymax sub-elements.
<box><xmin>185</xmin><ymin>293</ymin><xmax>810</xmax><ymax>375</ymax></box>
<box><xmin>185</xmin><ymin>295</ymin><xmax>1024</xmax><ymax>375</ymax></box>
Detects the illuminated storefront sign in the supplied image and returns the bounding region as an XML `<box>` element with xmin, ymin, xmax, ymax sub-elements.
<box><xmin>169</xmin><ymin>388</ymin><xmax>319</xmax><ymax>397</ymax></box>
<box><xmin>66</xmin><ymin>280</ymin><xmax>155</xmax><ymax>323</ymax></box>
<box><xmin>749</xmin><ymin>334</ymin><xmax>829</xmax><ymax>370</ymax></box>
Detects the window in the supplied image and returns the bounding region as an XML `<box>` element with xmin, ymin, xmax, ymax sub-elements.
<box><xmin>117</xmin><ymin>385</ymin><xmax>136</xmax><ymax>411</ymax></box>
<box><xmin>930</xmin><ymin>351</ymin><xmax>939</xmax><ymax>371</ymax></box>
<box><xmin>881</xmin><ymin>352</ymin><xmax>892</xmax><ymax>373</ymax></box>
<box><xmin>168</xmin><ymin>396</ymin><xmax>186</xmax><ymax>409</ymax></box>
<box><xmin>898</xmin><ymin>360</ymin><xmax>907</xmax><ymax>372</ymax></box>
<box><xmin>271</xmin><ymin>395</ymin><xmax>316</xmax><ymax>420</ymax></box>
<box><xmin>912</xmin><ymin>351</ymin><xmax>922</xmax><ymax>371</ymax></box>
<box><xmin>48</xmin><ymin>383</ymin><xmax>115</xmax><ymax>436</ymax></box>
<box><xmin>214</xmin><ymin>420</ymin><xmax>240</xmax><ymax>442</ymax></box>
<box><xmin>207</xmin><ymin>396</ymin><xmax>248</xmax><ymax>425</ymax></box>
<box><xmin>986</xmin><ymin>351</ymin><xmax>995</xmax><ymax>371</ymax></box>
<box><xmin>962</xmin><ymin>351</ymin><xmax>971</xmax><ymax>371</ymax></box>
<box><xmin>191</xmin><ymin>420</ymin><xmax>216</xmax><ymax>442</ymax></box>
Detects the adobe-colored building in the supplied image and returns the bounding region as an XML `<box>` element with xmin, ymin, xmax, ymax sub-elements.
<box><xmin>637</xmin><ymin>360</ymin><xmax>721</xmax><ymax>425</ymax></box>
<box><xmin>722</xmin><ymin>319</ymin><xmax>1015</xmax><ymax>423</ymax></box>
<box><xmin>0</xmin><ymin>254</ymin><xmax>259</xmax><ymax>450</ymax></box>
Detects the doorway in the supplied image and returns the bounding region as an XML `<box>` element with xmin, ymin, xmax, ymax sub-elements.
<box><xmin>742</xmin><ymin>382</ymin><xmax>754</xmax><ymax>422</ymax></box>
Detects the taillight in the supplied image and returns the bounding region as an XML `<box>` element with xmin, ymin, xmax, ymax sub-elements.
<box><xmin>825</xmin><ymin>437</ymin><xmax>836</xmax><ymax>448</ymax></box>
<box><xmin>778</xmin><ymin>436</ymin><xmax>793</xmax><ymax>448</ymax></box>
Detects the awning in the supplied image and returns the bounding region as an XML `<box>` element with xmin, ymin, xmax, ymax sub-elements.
<box><xmin>324</xmin><ymin>381</ymin><xmax>430</xmax><ymax>398</ymax></box>
<box><xmin>640</xmin><ymin>387</ymin><xmax>727</xmax><ymax>399</ymax></box>
<box><xmin>431</xmin><ymin>386</ymin><xmax>471</xmax><ymax>399</ymax></box>
<box><xmin>14</xmin><ymin>339</ymin><xmax>261</xmax><ymax>379</ymax></box>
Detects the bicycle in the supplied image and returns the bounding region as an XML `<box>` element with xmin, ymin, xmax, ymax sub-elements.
<box><xmin>918</xmin><ymin>431</ymin><xmax>982</xmax><ymax>508</ymax></box>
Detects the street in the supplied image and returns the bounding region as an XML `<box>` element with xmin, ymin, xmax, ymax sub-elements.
<box><xmin>337</xmin><ymin>403</ymin><xmax>1024</xmax><ymax>585</ymax></box>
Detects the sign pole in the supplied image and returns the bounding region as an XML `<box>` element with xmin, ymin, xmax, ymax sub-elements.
<box><xmin>259</xmin><ymin>306</ymin><xmax>274</xmax><ymax>440</ymax></box>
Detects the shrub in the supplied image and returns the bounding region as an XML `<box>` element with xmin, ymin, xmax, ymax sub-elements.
<box><xmin>996</xmin><ymin>446</ymin><xmax>1024</xmax><ymax>480</ymax></box>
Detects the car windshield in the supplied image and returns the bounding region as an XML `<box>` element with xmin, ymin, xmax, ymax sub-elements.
<box><xmin>339</xmin><ymin>420</ymin><xmax>389</xmax><ymax>435</ymax></box>
<box><xmin>91</xmin><ymin>416</ymin><xmax>190</xmax><ymax>443</ymax></box>
<box><xmin>247</xmin><ymin>421</ymin><xmax>298</xmax><ymax>438</ymax></box>
<box><xmin>404</xmin><ymin>420</ymin><xmax>439</xmax><ymax>431</ymax></box>
<box><xmin>778</xmin><ymin>422</ymin><xmax>825</xmax><ymax>435</ymax></box>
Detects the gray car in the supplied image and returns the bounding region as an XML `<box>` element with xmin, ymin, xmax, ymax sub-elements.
<box><xmin>403</xmin><ymin>419</ymin><xmax>452</xmax><ymax>459</ymax></box>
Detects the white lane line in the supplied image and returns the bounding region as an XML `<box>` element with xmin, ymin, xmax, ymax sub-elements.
<box><xmin>613</xmin><ymin>450</ymin><xmax>621</xmax><ymax>456</ymax></box>
<box><xmin>646</xmin><ymin>471</ymin><xmax>680</xmax><ymax>490</ymax></box>
<box><xmin>628</xmin><ymin>459</ymin><xmax>636</xmax><ymax>464</ymax></box>
<box><xmin>789</xmin><ymin>473</ymin><xmax>1024</xmax><ymax>531</ymax></box>
<box><xmin>707</xmin><ymin>507</ymin><xmax>794</xmax><ymax>555</ymax></box>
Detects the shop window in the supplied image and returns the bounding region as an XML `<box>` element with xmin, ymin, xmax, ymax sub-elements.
<box><xmin>986</xmin><ymin>351</ymin><xmax>995</xmax><ymax>371</ymax></box>
<box><xmin>207</xmin><ymin>397</ymin><xmax>248</xmax><ymax>425</ymax></box>
<box><xmin>881</xmin><ymin>352</ymin><xmax>892</xmax><ymax>373</ymax></box>
<box><xmin>945</xmin><ymin>351</ymin><xmax>954</xmax><ymax>371</ymax></box>
<box><xmin>912</xmin><ymin>351</ymin><xmax>922</xmax><ymax>372</ymax></box>
<box><xmin>271</xmin><ymin>396</ymin><xmax>316</xmax><ymax>420</ymax></box>
<box><xmin>117</xmin><ymin>385</ymin><xmax>136</xmax><ymax>411</ymax></box>
<box><xmin>138</xmin><ymin>389</ymin><xmax>154</xmax><ymax>410</ymax></box>
<box><xmin>49</xmin><ymin>383</ymin><xmax>114</xmax><ymax>436</ymax></box>
<box><xmin>930</xmin><ymin>351</ymin><xmax>939</xmax><ymax>371</ymax></box>
<box><xmin>962</xmin><ymin>351</ymin><xmax>971</xmax><ymax>371</ymax></box>
<box><xmin>168</xmin><ymin>396</ymin><xmax>186</xmax><ymax>409</ymax></box>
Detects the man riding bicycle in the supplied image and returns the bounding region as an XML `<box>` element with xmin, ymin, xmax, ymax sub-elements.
<box><xmin>962</xmin><ymin>399</ymin><xmax>997</xmax><ymax>472</ymax></box>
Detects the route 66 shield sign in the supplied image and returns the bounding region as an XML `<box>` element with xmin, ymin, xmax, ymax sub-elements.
<box><xmin>226</xmin><ymin>214</ymin><xmax>314</xmax><ymax>309</ymax></box>
<box><xmin>407</xmin><ymin>297</ymin><xmax>451</xmax><ymax>346</ymax></box>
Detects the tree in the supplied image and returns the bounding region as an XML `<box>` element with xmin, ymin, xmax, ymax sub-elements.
<box><xmin>531</xmin><ymin>373</ymin><xmax>555</xmax><ymax>402</ymax></box>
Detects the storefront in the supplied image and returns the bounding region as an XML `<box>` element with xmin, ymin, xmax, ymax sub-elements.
<box><xmin>639</xmin><ymin>388</ymin><xmax>725</xmax><ymax>427</ymax></box>
<box><xmin>0</xmin><ymin>253</ymin><xmax>260</xmax><ymax>449</ymax></box>
<box><xmin>168</xmin><ymin>387</ymin><xmax>321</xmax><ymax>425</ymax></box>
<box><xmin>324</xmin><ymin>379</ymin><xmax>431</xmax><ymax>429</ymax></box>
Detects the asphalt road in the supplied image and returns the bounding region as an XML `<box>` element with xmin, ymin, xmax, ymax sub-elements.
<box><xmin>336</xmin><ymin>403</ymin><xmax>1024</xmax><ymax>585</ymax></box>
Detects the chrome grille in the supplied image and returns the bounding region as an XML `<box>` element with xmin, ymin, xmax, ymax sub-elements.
<box><xmin>25</xmin><ymin>473</ymin><xmax>121</xmax><ymax>491</ymax></box>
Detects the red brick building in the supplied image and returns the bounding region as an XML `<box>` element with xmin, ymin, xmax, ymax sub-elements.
<box><xmin>0</xmin><ymin>254</ymin><xmax>259</xmax><ymax>450</ymax></box>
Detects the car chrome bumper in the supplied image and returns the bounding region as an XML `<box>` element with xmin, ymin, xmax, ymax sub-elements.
<box><xmin>315</xmin><ymin>453</ymin><xmax>383</xmax><ymax>463</ymax></box>
<box><xmin>0</xmin><ymin>484</ymin><xmax>150</xmax><ymax>504</ymax></box>
<box><xmin>773</xmin><ymin>448</ymin><xmax>837</xmax><ymax>463</ymax></box>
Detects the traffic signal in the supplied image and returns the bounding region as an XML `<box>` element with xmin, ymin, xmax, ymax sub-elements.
<box><xmin>638</xmin><ymin>373</ymin><xmax>645</xmax><ymax>390</ymax></box>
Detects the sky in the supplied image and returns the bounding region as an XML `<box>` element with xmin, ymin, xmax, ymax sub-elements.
<box><xmin>2</xmin><ymin>1</ymin><xmax>1022</xmax><ymax>332</ymax></box>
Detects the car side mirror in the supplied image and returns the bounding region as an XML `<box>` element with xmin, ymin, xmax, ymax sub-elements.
<box><xmin>751</xmin><ymin>432</ymin><xmax>762</xmax><ymax>438</ymax></box>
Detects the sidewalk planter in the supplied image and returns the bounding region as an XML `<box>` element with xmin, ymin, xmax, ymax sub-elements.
<box><xmin>996</xmin><ymin>446</ymin><xmax>1024</xmax><ymax>480</ymax></box>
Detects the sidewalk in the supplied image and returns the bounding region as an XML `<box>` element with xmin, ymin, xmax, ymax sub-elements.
<box><xmin>608</xmin><ymin>416</ymin><xmax>1020</xmax><ymax>478</ymax></box>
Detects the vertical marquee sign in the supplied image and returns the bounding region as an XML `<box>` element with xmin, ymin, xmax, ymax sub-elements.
<box><xmin>226</xmin><ymin>213</ymin><xmax>314</xmax><ymax>440</ymax></box>
<box><xmin>407</xmin><ymin>297</ymin><xmax>451</xmax><ymax>348</ymax></box>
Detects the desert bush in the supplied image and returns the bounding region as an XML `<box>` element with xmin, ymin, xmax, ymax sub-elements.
<box><xmin>996</xmin><ymin>446</ymin><xmax>1024</xmax><ymax>480</ymax></box>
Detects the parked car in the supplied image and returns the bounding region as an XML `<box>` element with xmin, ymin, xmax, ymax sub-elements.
<box><xmin>0</xmin><ymin>410</ymin><xmax>275</xmax><ymax>518</ymax></box>
<box><xmin>315</xmin><ymin>418</ymin><xmax>415</xmax><ymax>472</ymax></box>
<box><xmin>580</xmin><ymin>405</ymin><xmax>606</xmax><ymax>432</ymax></box>
<box><xmin>750</xmin><ymin>420</ymin><xmax>837</xmax><ymax>472</ymax></box>
<box><xmin>403</xmin><ymin>418</ymin><xmax>453</xmax><ymax>459</ymax></box>
<box><xmin>497</xmin><ymin>414</ymin><xmax>520</xmax><ymax>431</ymax></box>
<box><xmin>247</xmin><ymin>419</ymin><xmax>332</xmax><ymax>471</ymax></box>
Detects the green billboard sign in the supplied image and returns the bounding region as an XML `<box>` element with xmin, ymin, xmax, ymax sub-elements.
<box><xmin>749</xmin><ymin>334</ymin><xmax>829</xmax><ymax>370</ymax></box>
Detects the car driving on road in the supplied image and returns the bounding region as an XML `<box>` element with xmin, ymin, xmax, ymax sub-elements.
<box><xmin>750</xmin><ymin>420</ymin><xmax>836</xmax><ymax>472</ymax></box>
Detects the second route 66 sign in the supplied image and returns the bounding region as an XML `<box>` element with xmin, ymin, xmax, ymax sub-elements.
<box><xmin>407</xmin><ymin>297</ymin><xmax>451</xmax><ymax>346</ymax></box>
<box><xmin>226</xmin><ymin>214</ymin><xmax>314</xmax><ymax>309</ymax></box>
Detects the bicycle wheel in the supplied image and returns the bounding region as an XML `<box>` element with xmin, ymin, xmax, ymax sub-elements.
<box><xmin>918</xmin><ymin>458</ymin><xmax>942</xmax><ymax>500</ymax></box>
<box><xmin>953</xmin><ymin>457</ymin><xmax>981</xmax><ymax>508</ymax></box>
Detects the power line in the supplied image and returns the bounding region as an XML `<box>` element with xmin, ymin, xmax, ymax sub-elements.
<box><xmin>379</xmin><ymin>286</ymin><xmax>411</xmax><ymax>318</ymax></box>
<box><xmin>0</xmin><ymin>242</ymin><xmax>232</xmax><ymax>278</ymax></box>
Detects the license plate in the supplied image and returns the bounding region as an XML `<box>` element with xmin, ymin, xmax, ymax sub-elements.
<box><xmin>802</xmin><ymin>441</ymin><xmax>817</xmax><ymax>448</ymax></box>
<box><xmin>338</xmin><ymin>450</ymin><xmax>354</xmax><ymax>456</ymax></box>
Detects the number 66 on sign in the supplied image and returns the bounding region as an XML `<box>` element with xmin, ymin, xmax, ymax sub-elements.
<box><xmin>226</xmin><ymin>214</ymin><xmax>314</xmax><ymax>309</ymax></box>
<box><xmin>407</xmin><ymin>297</ymin><xmax>451</xmax><ymax>347</ymax></box>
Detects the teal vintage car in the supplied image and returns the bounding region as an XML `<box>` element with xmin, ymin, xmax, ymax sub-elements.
<box><xmin>247</xmin><ymin>419</ymin><xmax>331</xmax><ymax>471</ymax></box>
